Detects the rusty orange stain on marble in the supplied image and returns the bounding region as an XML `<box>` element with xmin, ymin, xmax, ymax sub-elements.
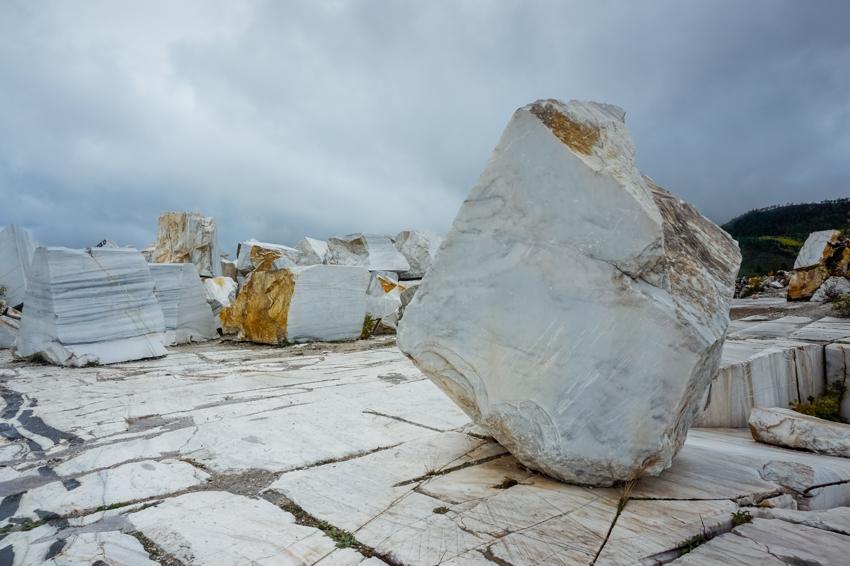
<box><xmin>221</xmin><ymin>269</ymin><xmax>295</xmax><ymax>344</ymax></box>
<box><xmin>529</xmin><ymin>102</ymin><xmax>600</xmax><ymax>155</ymax></box>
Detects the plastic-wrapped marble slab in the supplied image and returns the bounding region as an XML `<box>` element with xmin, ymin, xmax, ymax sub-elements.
<box><xmin>152</xmin><ymin>211</ymin><xmax>221</xmax><ymax>277</ymax></box>
<box><xmin>149</xmin><ymin>263</ymin><xmax>218</xmax><ymax>345</ymax></box>
<box><xmin>295</xmin><ymin>236</ymin><xmax>329</xmax><ymax>265</ymax></box>
<box><xmin>695</xmin><ymin>339</ymin><xmax>824</xmax><ymax>428</ymax></box>
<box><xmin>0</xmin><ymin>225</ymin><xmax>36</xmax><ymax>308</ymax></box>
<box><xmin>326</xmin><ymin>233</ymin><xmax>410</xmax><ymax>273</ymax></box>
<box><xmin>221</xmin><ymin>264</ymin><xmax>369</xmax><ymax>344</ymax></box>
<box><xmin>14</xmin><ymin>247</ymin><xmax>167</xmax><ymax>366</ymax></box>
<box><xmin>236</xmin><ymin>239</ymin><xmax>302</xmax><ymax>273</ymax></box>
<box><xmin>393</xmin><ymin>230</ymin><xmax>442</xmax><ymax>279</ymax></box>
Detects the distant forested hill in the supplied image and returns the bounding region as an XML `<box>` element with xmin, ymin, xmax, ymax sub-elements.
<box><xmin>721</xmin><ymin>198</ymin><xmax>850</xmax><ymax>276</ymax></box>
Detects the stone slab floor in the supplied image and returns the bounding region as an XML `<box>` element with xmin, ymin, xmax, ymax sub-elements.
<box><xmin>1</xmin><ymin>337</ymin><xmax>850</xmax><ymax>565</ymax></box>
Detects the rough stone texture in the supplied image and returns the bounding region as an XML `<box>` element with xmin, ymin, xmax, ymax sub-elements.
<box><xmin>365</xmin><ymin>272</ymin><xmax>406</xmax><ymax>332</ymax></box>
<box><xmin>695</xmin><ymin>339</ymin><xmax>825</xmax><ymax>428</ymax></box>
<box><xmin>149</xmin><ymin>263</ymin><xmax>218</xmax><ymax>345</ymax></box>
<box><xmin>795</xmin><ymin>230</ymin><xmax>841</xmax><ymax>269</ymax></box>
<box><xmin>398</xmin><ymin>98</ymin><xmax>741</xmax><ymax>486</ymax></box>
<box><xmin>394</xmin><ymin>230</ymin><xmax>443</xmax><ymax>280</ymax></box>
<box><xmin>203</xmin><ymin>276</ymin><xmax>238</xmax><ymax>315</ymax></box>
<box><xmin>0</xmin><ymin>225</ymin><xmax>36</xmax><ymax>308</ymax></box>
<box><xmin>14</xmin><ymin>247</ymin><xmax>167</xmax><ymax>366</ymax></box>
<box><xmin>4</xmin><ymin>342</ymin><xmax>850</xmax><ymax>564</ymax></box>
<box><xmin>152</xmin><ymin>211</ymin><xmax>221</xmax><ymax>278</ymax></box>
<box><xmin>236</xmin><ymin>239</ymin><xmax>301</xmax><ymax>273</ymax></box>
<box><xmin>0</xmin><ymin>315</ymin><xmax>18</xmax><ymax>349</ymax></box>
<box><xmin>295</xmin><ymin>236</ymin><xmax>329</xmax><ymax>265</ymax></box>
<box><xmin>812</xmin><ymin>275</ymin><xmax>850</xmax><ymax>303</ymax></box>
<box><xmin>749</xmin><ymin>407</ymin><xmax>850</xmax><ymax>457</ymax></box>
<box><xmin>788</xmin><ymin>265</ymin><xmax>830</xmax><ymax>301</ymax></box>
<box><xmin>222</xmin><ymin>265</ymin><xmax>369</xmax><ymax>344</ymax></box>
<box><xmin>220</xmin><ymin>258</ymin><xmax>238</xmax><ymax>280</ymax></box>
<box><xmin>326</xmin><ymin>233</ymin><xmax>410</xmax><ymax>273</ymax></box>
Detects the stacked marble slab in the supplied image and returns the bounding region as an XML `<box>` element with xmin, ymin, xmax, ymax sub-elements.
<box><xmin>0</xmin><ymin>225</ymin><xmax>36</xmax><ymax>308</ymax></box>
<box><xmin>149</xmin><ymin>264</ymin><xmax>218</xmax><ymax>345</ymax></box>
<box><xmin>221</xmin><ymin>265</ymin><xmax>369</xmax><ymax>344</ymax></box>
<box><xmin>14</xmin><ymin>247</ymin><xmax>166</xmax><ymax>366</ymax></box>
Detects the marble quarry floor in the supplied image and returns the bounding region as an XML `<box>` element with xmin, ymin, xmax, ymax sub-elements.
<box><xmin>2</xmin><ymin>332</ymin><xmax>850</xmax><ymax>565</ymax></box>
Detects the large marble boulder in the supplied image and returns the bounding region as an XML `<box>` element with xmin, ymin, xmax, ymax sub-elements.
<box><xmin>149</xmin><ymin>264</ymin><xmax>218</xmax><ymax>345</ymax></box>
<box><xmin>749</xmin><ymin>407</ymin><xmax>850</xmax><ymax>458</ymax></box>
<box><xmin>326</xmin><ymin>234</ymin><xmax>410</xmax><ymax>273</ymax></box>
<box><xmin>788</xmin><ymin>230</ymin><xmax>849</xmax><ymax>301</ymax></box>
<box><xmin>236</xmin><ymin>239</ymin><xmax>301</xmax><ymax>274</ymax></box>
<box><xmin>221</xmin><ymin>265</ymin><xmax>369</xmax><ymax>344</ymax></box>
<box><xmin>15</xmin><ymin>247</ymin><xmax>167</xmax><ymax>366</ymax></box>
<box><xmin>152</xmin><ymin>212</ymin><xmax>221</xmax><ymax>277</ymax></box>
<box><xmin>394</xmin><ymin>230</ymin><xmax>443</xmax><ymax>280</ymax></box>
<box><xmin>295</xmin><ymin>237</ymin><xmax>329</xmax><ymax>265</ymax></box>
<box><xmin>398</xmin><ymin>99</ymin><xmax>741</xmax><ymax>486</ymax></box>
<box><xmin>0</xmin><ymin>225</ymin><xmax>36</xmax><ymax>308</ymax></box>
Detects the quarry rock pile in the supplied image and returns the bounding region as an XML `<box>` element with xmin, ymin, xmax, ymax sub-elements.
<box><xmin>398</xmin><ymin>98</ymin><xmax>741</xmax><ymax>486</ymax></box>
<box><xmin>326</xmin><ymin>233</ymin><xmax>410</xmax><ymax>273</ymax></box>
<box><xmin>15</xmin><ymin>247</ymin><xmax>167</xmax><ymax>366</ymax></box>
<box><xmin>788</xmin><ymin>230</ymin><xmax>850</xmax><ymax>301</ymax></box>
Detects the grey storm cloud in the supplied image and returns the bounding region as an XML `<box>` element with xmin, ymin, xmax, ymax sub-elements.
<box><xmin>1</xmin><ymin>0</ymin><xmax>849</xmax><ymax>255</ymax></box>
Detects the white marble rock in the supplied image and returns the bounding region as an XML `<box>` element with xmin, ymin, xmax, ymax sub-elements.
<box><xmin>152</xmin><ymin>211</ymin><xmax>221</xmax><ymax>277</ymax></box>
<box><xmin>398</xmin><ymin>99</ymin><xmax>741</xmax><ymax>486</ymax></box>
<box><xmin>749</xmin><ymin>407</ymin><xmax>850</xmax><ymax>457</ymax></box>
<box><xmin>811</xmin><ymin>276</ymin><xmax>850</xmax><ymax>303</ymax></box>
<box><xmin>795</xmin><ymin>229</ymin><xmax>841</xmax><ymax>269</ymax></box>
<box><xmin>14</xmin><ymin>247</ymin><xmax>167</xmax><ymax>366</ymax></box>
<box><xmin>295</xmin><ymin>236</ymin><xmax>329</xmax><ymax>265</ymax></box>
<box><xmin>149</xmin><ymin>263</ymin><xmax>218</xmax><ymax>345</ymax></box>
<box><xmin>326</xmin><ymin>233</ymin><xmax>410</xmax><ymax>273</ymax></box>
<box><xmin>203</xmin><ymin>276</ymin><xmax>238</xmax><ymax>315</ymax></box>
<box><xmin>0</xmin><ymin>315</ymin><xmax>18</xmax><ymax>349</ymax></box>
<box><xmin>0</xmin><ymin>225</ymin><xmax>36</xmax><ymax>308</ymax></box>
<box><xmin>394</xmin><ymin>230</ymin><xmax>443</xmax><ymax>279</ymax></box>
<box><xmin>236</xmin><ymin>238</ymin><xmax>302</xmax><ymax>273</ymax></box>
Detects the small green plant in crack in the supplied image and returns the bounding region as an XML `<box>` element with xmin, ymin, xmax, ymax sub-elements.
<box><xmin>791</xmin><ymin>381</ymin><xmax>846</xmax><ymax>422</ymax></box>
<box><xmin>317</xmin><ymin>521</ymin><xmax>357</xmax><ymax>548</ymax></box>
<box><xmin>731</xmin><ymin>509</ymin><xmax>752</xmax><ymax>527</ymax></box>
<box><xmin>432</xmin><ymin>506</ymin><xmax>450</xmax><ymax>514</ymax></box>
<box><xmin>493</xmin><ymin>477</ymin><xmax>519</xmax><ymax>489</ymax></box>
<box><xmin>677</xmin><ymin>517</ymin><xmax>712</xmax><ymax>556</ymax></box>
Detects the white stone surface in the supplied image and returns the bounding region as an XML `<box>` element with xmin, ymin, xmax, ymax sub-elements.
<box><xmin>287</xmin><ymin>265</ymin><xmax>371</xmax><ymax>343</ymax></box>
<box><xmin>827</xmin><ymin>342</ymin><xmax>850</xmax><ymax>421</ymax></box>
<box><xmin>14</xmin><ymin>247</ymin><xmax>167</xmax><ymax>366</ymax></box>
<box><xmin>149</xmin><ymin>263</ymin><xmax>218</xmax><ymax>345</ymax></box>
<box><xmin>236</xmin><ymin>238</ymin><xmax>301</xmax><ymax>273</ymax></box>
<box><xmin>365</xmin><ymin>273</ymin><xmax>406</xmax><ymax>331</ymax></box>
<box><xmin>129</xmin><ymin>491</ymin><xmax>339</xmax><ymax>565</ymax></box>
<box><xmin>695</xmin><ymin>339</ymin><xmax>825</xmax><ymax>428</ymax></box>
<box><xmin>790</xmin><ymin>316</ymin><xmax>850</xmax><ymax>343</ymax></box>
<box><xmin>152</xmin><ymin>211</ymin><xmax>221</xmax><ymax>277</ymax></box>
<box><xmin>794</xmin><ymin>229</ymin><xmax>841</xmax><ymax>269</ymax></box>
<box><xmin>0</xmin><ymin>225</ymin><xmax>36</xmax><ymax>308</ymax></box>
<box><xmin>398</xmin><ymin>98</ymin><xmax>741</xmax><ymax>485</ymax></box>
<box><xmin>0</xmin><ymin>315</ymin><xmax>18</xmax><ymax>349</ymax></box>
<box><xmin>296</xmin><ymin>236</ymin><xmax>329</xmax><ymax>265</ymax></box>
<box><xmin>326</xmin><ymin>234</ymin><xmax>410</xmax><ymax>272</ymax></box>
<box><xmin>394</xmin><ymin>230</ymin><xmax>442</xmax><ymax>279</ymax></box>
<box><xmin>812</xmin><ymin>276</ymin><xmax>850</xmax><ymax>303</ymax></box>
<box><xmin>749</xmin><ymin>407</ymin><xmax>850</xmax><ymax>457</ymax></box>
<box><xmin>202</xmin><ymin>276</ymin><xmax>238</xmax><ymax>316</ymax></box>
<box><xmin>728</xmin><ymin>315</ymin><xmax>813</xmax><ymax>340</ymax></box>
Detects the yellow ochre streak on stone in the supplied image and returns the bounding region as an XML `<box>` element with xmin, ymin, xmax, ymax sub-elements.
<box><xmin>221</xmin><ymin>269</ymin><xmax>295</xmax><ymax>344</ymax></box>
<box><xmin>529</xmin><ymin>102</ymin><xmax>600</xmax><ymax>155</ymax></box>
<box><xmin>250</xmin><ymin>245</ymin><xmax>283</xmax><ymax>272</ymax></box>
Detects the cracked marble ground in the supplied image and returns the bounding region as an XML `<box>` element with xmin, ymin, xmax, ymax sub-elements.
<box><xmin>2</xmin><ymin>337</ymin><xmax>850</xmax><ymax>565</ymax></box>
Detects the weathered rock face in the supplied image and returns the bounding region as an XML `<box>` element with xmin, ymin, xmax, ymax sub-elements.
<box><xmin>220</xmin><ymin>259</ymin><xmax>238</xmax><ymax>280</ymax></box>
<box><xmin>236</xmin><ymin>239</ymin><xmax>301</xmax><ymax>274</ymax></box>
<box><xmin>749</xmin><ymin>407</ymin><xmax>850</xmax><ymax>457</ymax></box>
<box><xmin>394</xmin><ymin>231</ymin><xmax>443</xmax><ymax>280</ymax></box>
<box><xmin>15</xmin><ymin>247</ymin><xmax>166</xmax><ymax>366</ymax></box>
<box><xmin>0</xmin><ymin>315</ymin><xmax>18</xmax><ymax>349</ymax></box>
<box><xmin>398</xmin><ymin>99</ymin><xmax>741</xmax><ymax>486</ymax></box>
<box><xmin>788</xmin><ymin>230</ymin><xmax>850</xmax><ymax>301</ymax></box>
<box><xmin>152</xmin><ymin>212</ymin><xmax>221</xmax><ymax>277</ymax></box>
<box><xmin>326</xmin><ymin>234</ymin><xmax>410</xmax><ymax>273</ymax></box>
<box><xmin>295</xmin><ymin>237</ymin><xmax>329</xmax><ymax>266</ymax></box>
<box><xmin>149</xmin><ymin>263</ymin><xmax>218</xmax><ymax>345</ymax></box>
<box><xmin>0</xmin><ymin>225</ymin><xmax>36</xmax><ymax>308</ymax></box>
<box><xmin>811</xmin><ymin>276</ymin><xmax>850</xmax><ymax>303</ymax></box>
<box><xmin>365</xmin><ymin>273</ymin><xmax>408</xmax><ymax>334</ymax></box>
<box><xmin>221</xmin><ymin>265</ymin><xmax>369</xmax><ymax>344</ymax></box>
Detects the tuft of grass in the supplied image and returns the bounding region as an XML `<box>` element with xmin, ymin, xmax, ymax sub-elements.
<box><xmin>432</xmin><ymin>506</ymin><xmax>450</xmax><ymax>515</ymax></box>
<box><xmin>792</xmin><ymin>381</ymin><xmax>847</xmax><ymax>422</ymax></box>
<box><xmin>360</xmin><ymin>315</ymin><xmax>378</xmax><ymax>339</ymax></box>
<box><xmin>833</xmin><ymin>295</ymin><xmax>850</xmax><ymax>318</ymax></box>
<box><xmin>731</xmin><ymin>509</ymin><xmax>752</xmax><ymax>527</ymax></box>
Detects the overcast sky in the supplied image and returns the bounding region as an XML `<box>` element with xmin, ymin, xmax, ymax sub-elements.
<box><xmin>1</xmin><ymin>1</ymin><xmax>848</xmax><ymax>255</ymax></box>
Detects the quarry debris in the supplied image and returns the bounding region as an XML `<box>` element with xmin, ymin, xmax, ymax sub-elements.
<box><xmin>788</xmin><ymin>229</ymin><xmax>850</xmax><ymax>301</ymax></box>
<box><xmin>14</xmin><ymin>247</ymin><xmax>167</xmax><ymax>366</ymax></box>
<box><xmin>221</xmin><ymin>265</ymin><xmax>369</xmax><ymax>345</ymax></box>
<box><xmin>398</xmin><ymin>98</ymin><xmax>741</xmax><ymax>486</ymax></box>
<box><xmin>149</xmin><ymin>263</ymin><xmax>218</xmax><ymax>345</ymax></box>
<box><xmin>749</xmin><ymin>407</ymin><xmax>850</xmax><ymax>457</ymax></box>
<box><xmin>152</xmin><ymin>211</ymin><xmax>221</xmax><ymax>277</ymax></box>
